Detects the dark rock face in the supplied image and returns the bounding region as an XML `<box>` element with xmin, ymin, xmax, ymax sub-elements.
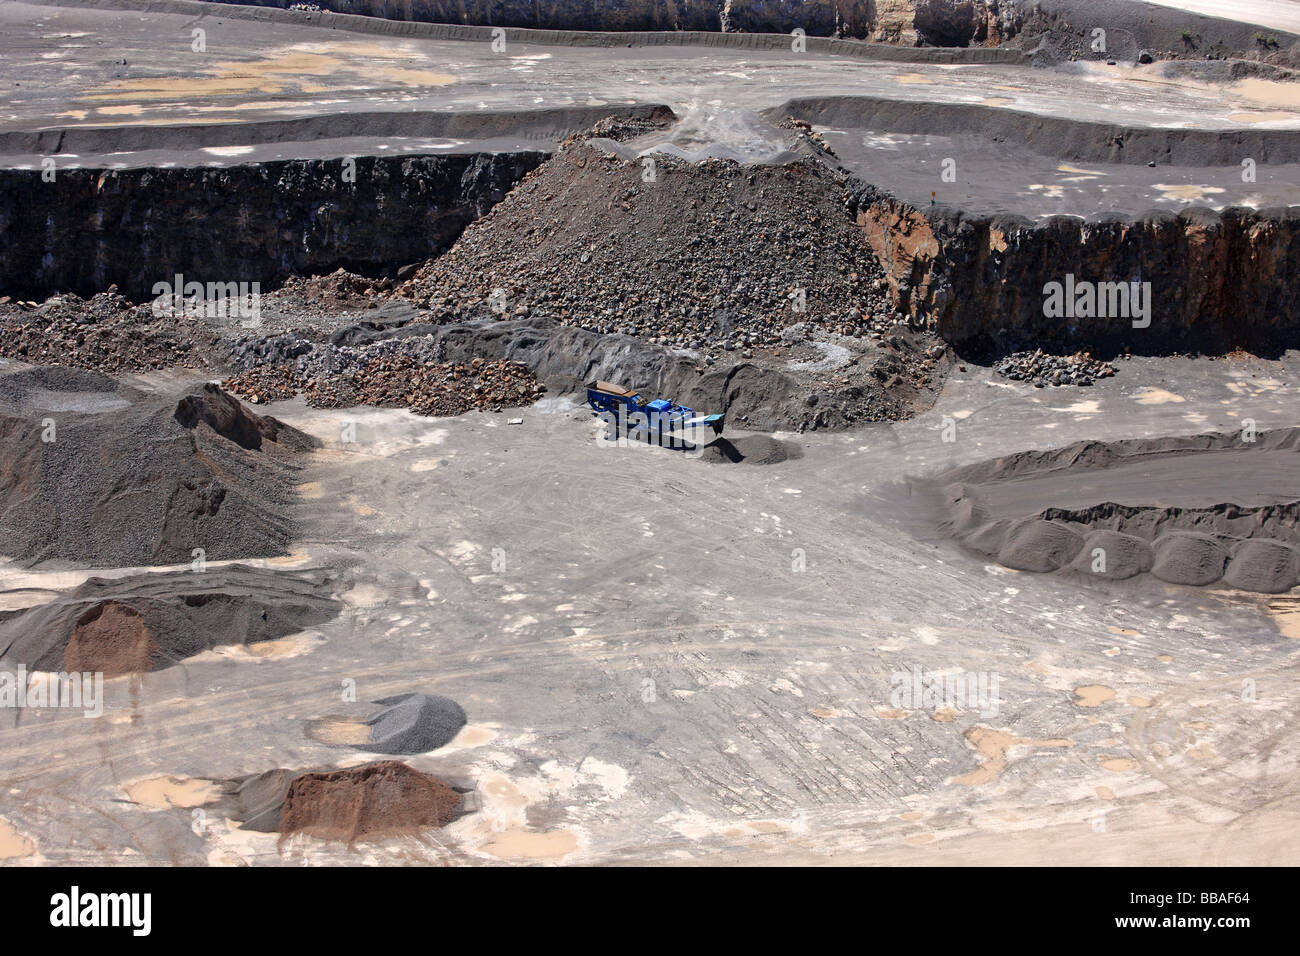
<box><xmin>202</xmin><ymin>0</ymin><xmax>880</xmax><ymax>37</ymax></box>
<box><xmin>193</xmin><ymin>0</ymin><xmax>1032</xmax><ymax>45</ymax></box>
<box><xmin>914</xmin><ymin>0</ymin><xmax>995</xmax><ymax>47</ymax></box>
<box><xmin>850</xmin><ymin>182</ymin><xmax>1300</xmax><ymax>357</ymax></box>
<box><xmin>0</xmin><ymin>152</ymin><xmax>545</xmax><ymax>302</ymax></box>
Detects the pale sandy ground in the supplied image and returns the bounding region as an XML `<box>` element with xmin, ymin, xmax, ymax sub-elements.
<box><xmin>1141</xmin><ymin>0</ymin><xmax>1300</xmax><ymax>35</ymax></box>
<box><xmin>1</xmin><ymin>354</ymin><xmax>1299</xmax><ymax>866</ymax></box>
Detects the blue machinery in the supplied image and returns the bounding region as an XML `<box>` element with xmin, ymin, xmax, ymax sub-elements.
<box><xmin>586</xmin><ymin>380</ymin><xmax>725</xmax><ymax>450</ymax></box>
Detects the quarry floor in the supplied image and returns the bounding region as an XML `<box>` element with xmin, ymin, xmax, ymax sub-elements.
<box><xmin>6</xmin><ymin>0</ymin><xmax>1300</xmax><ymax>217</ymax></box>
<box><xmin>2</xmin><ymin>0</ymin><xmax>1299</xmax><ymax>867</ymax></box>
<box><xmin>3</xmin><ymin>352</ymin><xmax>1300</xmax><ymax>865</ymax></box>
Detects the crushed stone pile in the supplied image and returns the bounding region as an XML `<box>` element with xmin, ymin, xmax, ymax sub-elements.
<box><xmin>0</xmin><ymin>289</ymin><xmax>219</xmax><ymax>373</ymax></box>
<box><xmin>223</xmin><ymin>342</ymin><xmax>543</xmax><ymax>416</ymax></box>
<box><xmin>306</xmin><ymin>692</ymin><xmax>468</xmax><ymax>754</ymax></box>
<box><xmin>0</xmin><ymin>368</ymin><xmax>316</xmax><ymax>567</ymax></box>
<box><xmin>995</xmin><ymin>349</ymin><xmax>1118</xmax><ymax>387</ymax></box>
<box><xmin>0</xmin><ymin>565</ymin><xmax>341</xmax><ymax>676</ymax></box>
<box><xmin>269</xmin><ymin>269</ymin><xmax>394</xmax><ymax>313</ymax></box>
<box><xmin>364</xmin><ymin>693</ymin><xmax>467</xmax><ymax>753</ymax></box>
<box><xmin>399</xmin><ymin>140</ymin><xmax>897</xmax><ymax>358</ymax></box>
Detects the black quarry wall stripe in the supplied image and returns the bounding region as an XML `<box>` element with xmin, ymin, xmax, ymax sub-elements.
<box><xmin>0</xmin><ymin>151</ymin><xmax>547</xmax><ymax>301</ymax></box>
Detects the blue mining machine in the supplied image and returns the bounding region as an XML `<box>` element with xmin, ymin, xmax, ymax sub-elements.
<box><xmin>586</xmin><ymin>380</ymin><xmax>725</xmax><ymax>451</ymax></box>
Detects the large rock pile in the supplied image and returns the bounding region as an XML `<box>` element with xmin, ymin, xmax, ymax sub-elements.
<box><xmin>222</xmin><ymin>334</ymin><xmax>544</xmax><ymax>417</ymax></box>
<box><xmin>995</xmin><ymin>349</ymin><xmax>1118</xmax><ymax>387</ymax></box>
<box><xmin>400</xmin><ymin>141</ymin><xmax>895</xmax><ymax>360</ymax></box>
<box><xmin>0</xmin><ymin>289</ymin><xmax>218</xmax><ymax>373</ymax></box>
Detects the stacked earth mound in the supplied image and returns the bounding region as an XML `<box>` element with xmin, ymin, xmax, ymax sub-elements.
<box><xmin>939</xmin><ymin>428</ymin><xmax>1300</xmax><ymax>592</ymax></box>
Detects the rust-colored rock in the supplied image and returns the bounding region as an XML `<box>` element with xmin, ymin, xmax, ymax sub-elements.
<box><xmin>63</xmin><ymin>602</ymin><xmax>158</xmax><ymax>677</ymax></box>
<box><xmin>278</xmin><ymin>761</ymin><xmax>461</xmax><ymax>845</ymax></box>
<box><xmin>850</xmin><ymin>186</ymin><xmax>1300</xmax><ymax>355</ymax></box>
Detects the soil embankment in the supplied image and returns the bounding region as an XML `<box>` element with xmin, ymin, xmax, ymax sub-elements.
<box><xmin>938</xmin><ymin>427</ymin><xmax>1300</xmax><ymax>591</ymax></box>
<box><xmin>0</xmin><ymin>565</ymin><xmax>341</xmax><ymax>675</ymax></box>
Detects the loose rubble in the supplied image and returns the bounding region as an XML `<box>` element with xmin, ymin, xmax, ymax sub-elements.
<box><xmin>994</xmin><ymin>349</ymin><xmax>1118</xmax><ymax>387</ymax></box>
<box><xmin>0</xmin><ymin>289</ymin><xmax>218</xmax><ymax>372</ymax></box>
<box><xmin>223</xmin><ymin>336</ymin><xmax>543</xmax><ymax>417</ymax></box>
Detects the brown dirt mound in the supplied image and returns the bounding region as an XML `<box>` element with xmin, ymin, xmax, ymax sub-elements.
<box><xmin>278</xmin><ymin>761</ymin><xmax>461</xmax><ymax>845</ymax></box>
<box><xmin>63</xmin><ymin>601</ymin><xmax>158</xmax><ymax>677</ymax></box>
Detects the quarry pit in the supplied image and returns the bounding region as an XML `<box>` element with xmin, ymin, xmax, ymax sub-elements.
<box><xmin>1</xmin><ymin>0</ymin><xmax>1299</xmax><ymax>870</ymax></box>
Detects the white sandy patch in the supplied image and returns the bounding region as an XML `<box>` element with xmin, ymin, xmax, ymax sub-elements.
<box><xmin>1154</xmin><ymin>183</ymin><xmax>1226</xmax><ymax>202</ymax></box>
<box><xmin>341</xmin><ymin>582</ymin><xmax>385</xmax><ymax>607</ymax></box>
<box><xmin>1135</xmin><ymin>387</ymin><xmax>1185</xmax><ymax>405</ymax></box>
<box><xmin>1060</xmin><ymin>399</ymin><xmax>1102</xmax><ymax>414</ymax></box>
<box><xmin>0</xmin><ymin>818</ymin><xmax>37</xmax><ymax>860</ymax></box>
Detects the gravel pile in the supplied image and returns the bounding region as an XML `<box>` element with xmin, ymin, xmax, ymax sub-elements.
<box><xmin>223</xmin><ymin>338</ymin><xmax>543</xmax><ymax>416</ymax></box>
<box><xmin>399</xmin><ymin>140</ymin><xmax>897</xmax><ymax>359</ymax></box>
<box><xmin>302</xmin><ymin>354</ymin><xmax>542</xmax><ymax>416</ymax></box>
<box><xmin>262</xmin><ymin>269</ymin><xmax>394</xmax><ymax>318</ymax></box>
<box><xmin>580</xmin><ymin>110</ymin><xmax>676</xmax><ymax>143</ymax></box>
<box><xmin>220</xmin><ymin>363</ymin><xmax>302</xmax><ymax>404</ymax></box>
<box><xmin>0</xmin><ymin>289</ymin><xmax>218</xmax><ymax>373</ymax></box>
<box><xmin>776</xmin><ymin>116</ymin><xmax>837</xmax><ymax>157</ymax></box>
<box><xmin>227</xmin><ymin>330</ymin><xmax>444</xmax><ymax>380</ymax></box>
<box><xmin>306</xmin><ymin>692</ymin><xmax>468</xmax><ymax>754</ymax></box>
<box><xmin>362</xmin><ymin>693</ymin><xmax>467</xmax><ymax>754</ymax></box>
<box><xmin>994</xmin><ymin>349</ymin><xmax>1117</xmax><ymax>387</ymax></box>
<box><xmin>941</xmin><ymin>427</ymin><xmax>1300</xmax><ymax>592</ymax></box>
<box><xmin>0</xmin><ymin>370</ymin><xmax>316</xmax><ymax>567</ymax></box>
